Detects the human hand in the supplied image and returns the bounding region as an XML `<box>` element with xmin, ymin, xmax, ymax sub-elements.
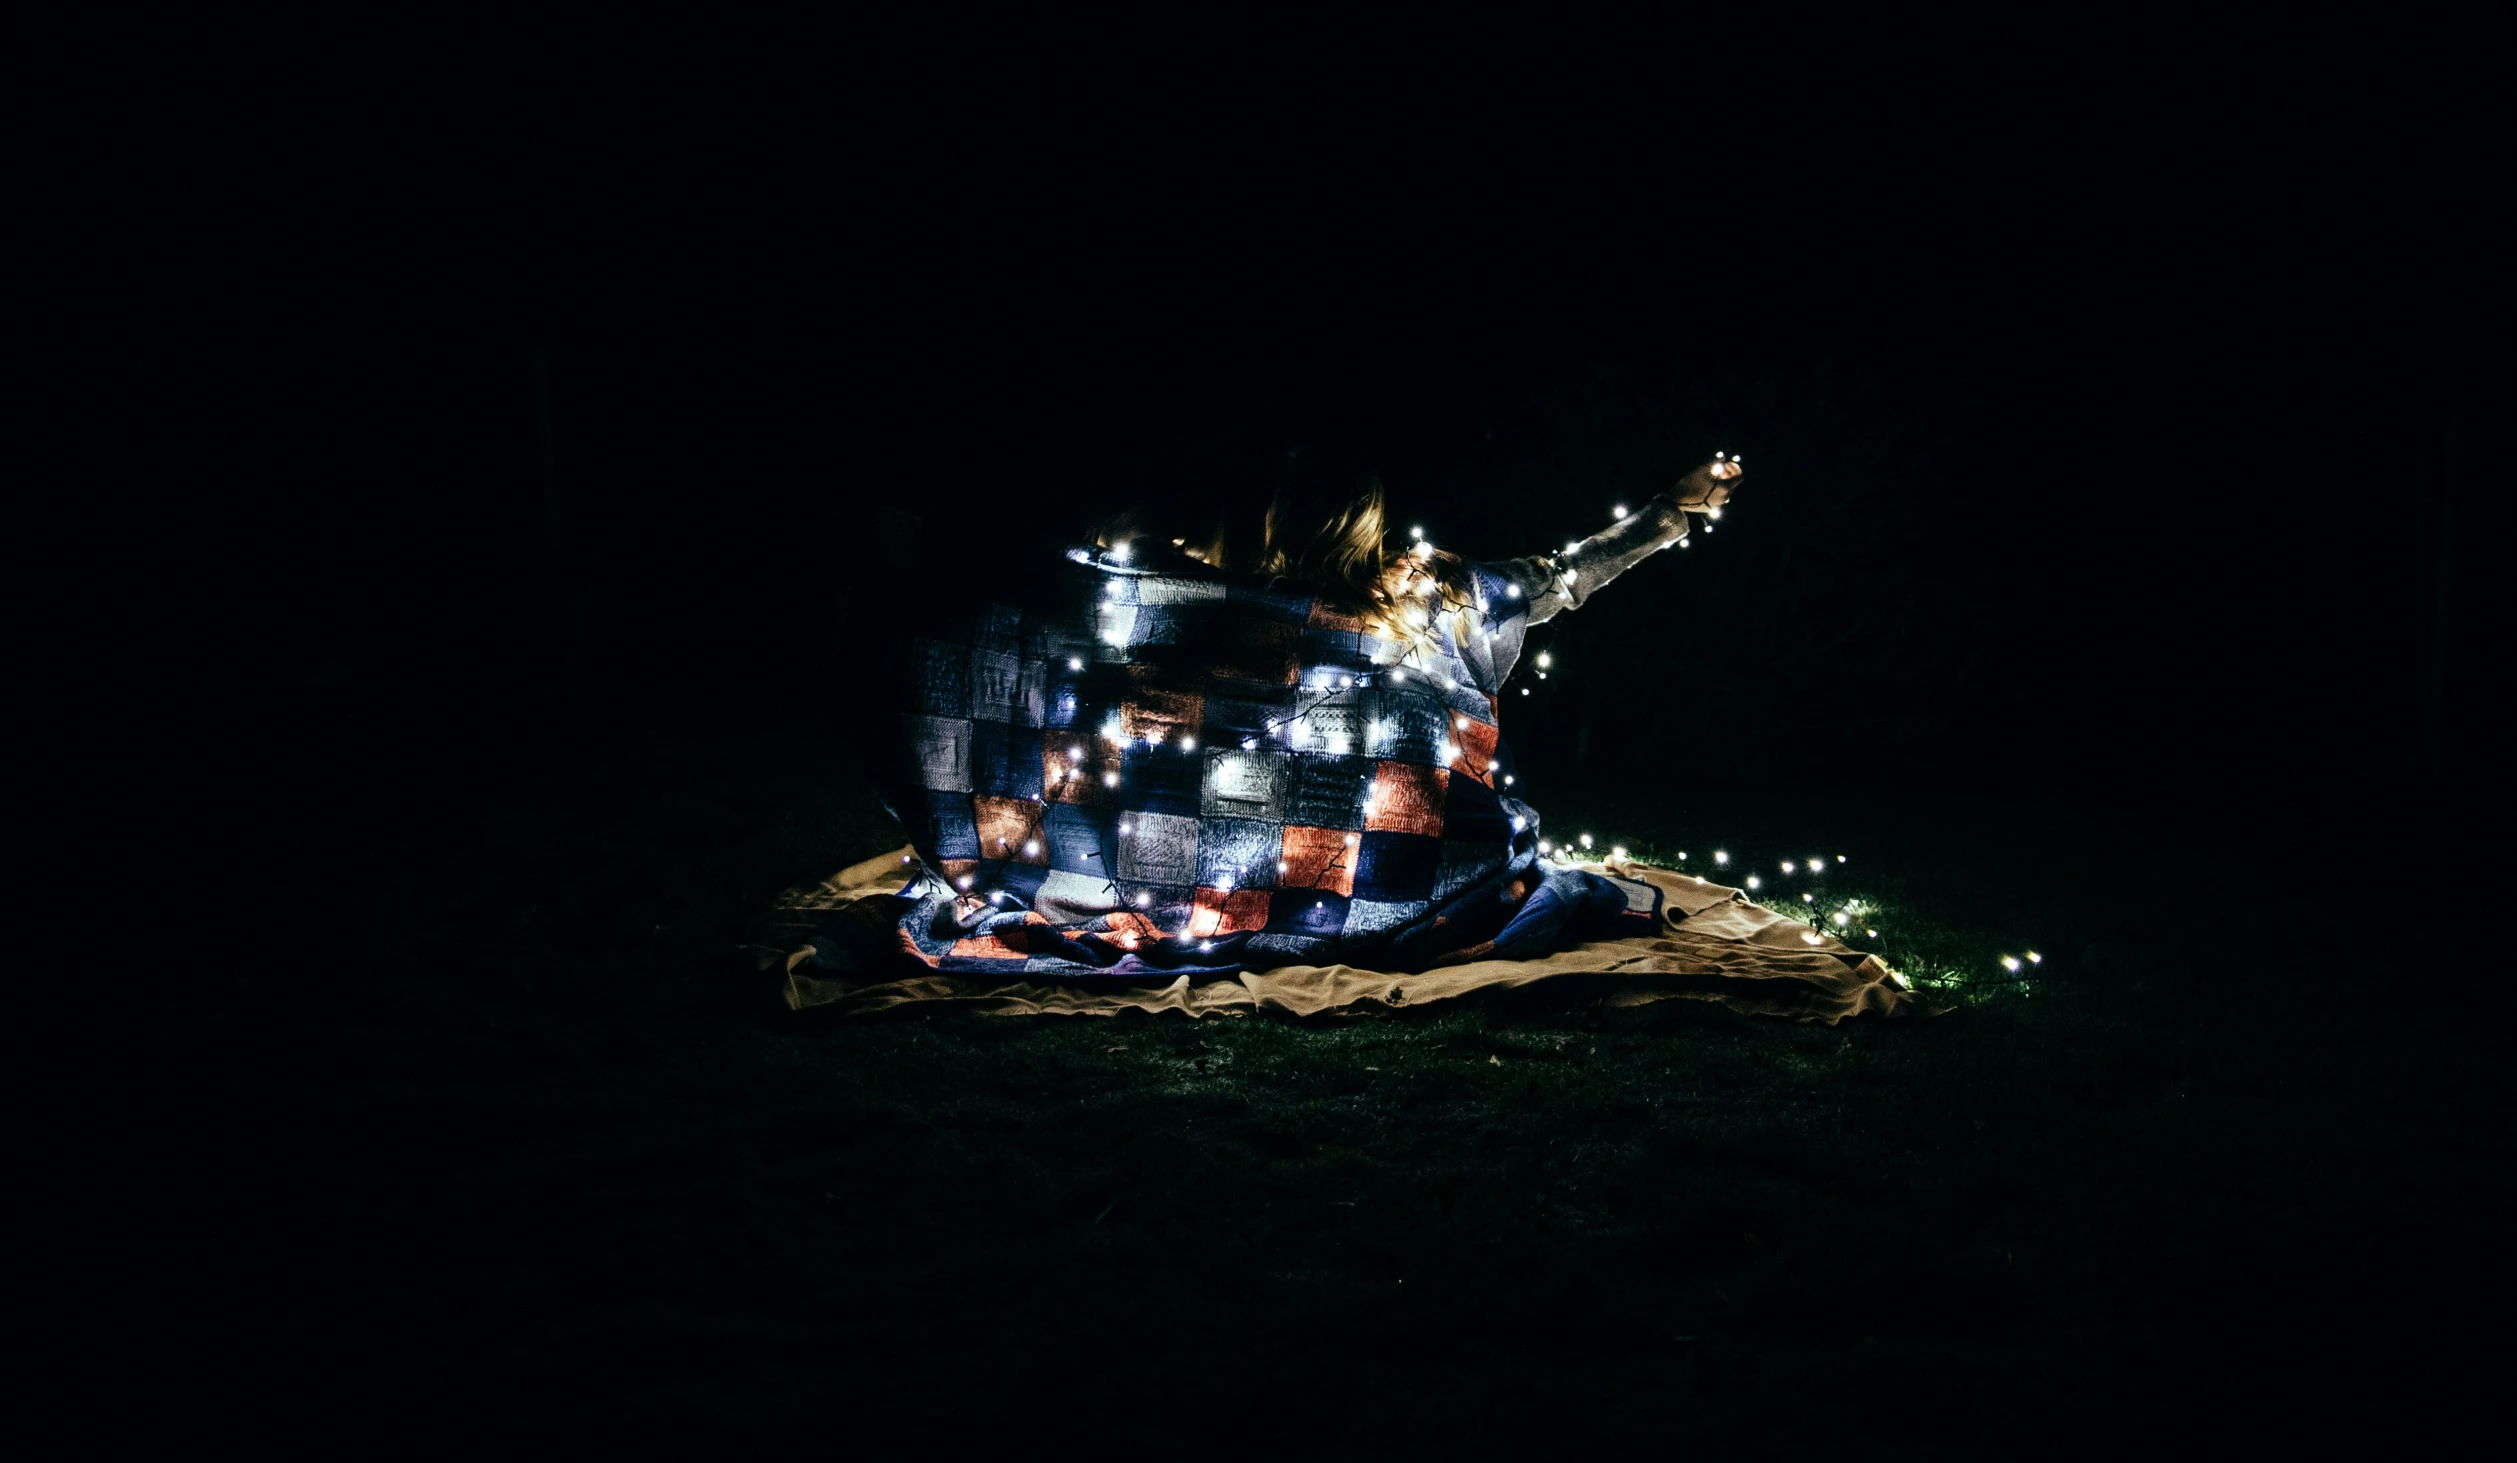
<box><xmin>1674</xmin><ymin>455</ymin><xmax>1744</xmax><ymax>512</ymax></box>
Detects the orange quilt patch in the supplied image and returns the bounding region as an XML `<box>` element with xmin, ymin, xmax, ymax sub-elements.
<box><xmin>1120</xmin><ymin>672</ymin><xmax>1205</xmax><ymax>743</ymax></box>
<box><xmin>1189</xmin><ymin>886</ymin><xmax>1273</xmax><ymax>937</ymax></box>
<box><xmin>1041</xmin><ymin>739</ymin><xmax>1119</xmax><ymax>805</ymax></box>
<box><xmin>1450</xmin><ymin>716</ymin><xmax>1500</xmax><ymax>785</ymax></box>
<box><xmin>1365</xmin><ymin>761</ymin><xmax>1448</xmax><ymax>837</ymax></box>
<box><xmin>972</xmin><ymin>796</ymin><xmax>1050</xmax><ymax>864</ymax></box>
<box><xmin>1280</xmin><ymin>825</ymin><xmax>1359</xmax><ymax>896</ymax></box>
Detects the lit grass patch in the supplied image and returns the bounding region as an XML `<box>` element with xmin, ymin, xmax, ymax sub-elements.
<box><xmin>1555</xmin><ymin>815</ymin><xmax>2043</xmax><ymax>1008</ymax></box>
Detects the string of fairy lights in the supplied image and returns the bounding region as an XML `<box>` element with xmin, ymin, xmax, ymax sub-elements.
<box><xmin>917</xmin><ymin>451</ymin><xmax>2040</xmax><ymax>979</ymax></box>
<box><xmin>943</xmin><ymin>457</ymin><xmax>1719</xmax><ymax>928</ymax></box>
<box><xmin>950</xmin><ymin>512</ymin><xmax>1544</xmax><ymax>932</ymax></box>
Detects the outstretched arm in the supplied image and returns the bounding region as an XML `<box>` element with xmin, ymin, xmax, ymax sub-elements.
<box><xmin>1491</xmin><ymin>457</ymin><xmax>1744</xmax><ymax>624</ymax></box>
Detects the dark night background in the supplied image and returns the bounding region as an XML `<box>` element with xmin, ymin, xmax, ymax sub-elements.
<box><xmin>317</xmin><ymin>192</ymin><xmax>2494</xmax><ymax>867</ymax></box>
<box><xmin>206</xmin><ymin>29</ymin><xmax>2504</xmax><ymax>1450</ymax></box>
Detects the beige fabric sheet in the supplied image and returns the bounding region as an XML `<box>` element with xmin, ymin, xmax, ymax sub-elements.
<box><xmin>754</xmin><ymin>846</ymin><xmax>1933</xmax><ymax>1025</ymax></box>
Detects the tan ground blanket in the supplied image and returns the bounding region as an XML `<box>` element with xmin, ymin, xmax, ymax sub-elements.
<box><xmin>753</xmin><ymin>846</ymin><xmax>1931</xmax><ymax>1025</ymax></box>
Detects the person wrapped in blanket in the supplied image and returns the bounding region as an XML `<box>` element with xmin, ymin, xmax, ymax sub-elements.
<box><xmin>843</xmin><ymin>450</ymin><xmax>1743</xmax><ymax>982</ymax></box>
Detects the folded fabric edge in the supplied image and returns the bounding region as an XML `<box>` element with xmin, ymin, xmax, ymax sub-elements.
<box><xmin>766</xmin><ymin>848</ymin><xmax>1940</xmax><ymax>1022</ymax></box>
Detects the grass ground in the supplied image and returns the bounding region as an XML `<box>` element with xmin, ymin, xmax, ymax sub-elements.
<box><xmin>275</xmin><ymin>724</ymin><xmax>2495</xmax><ymax>1450</ymax></box>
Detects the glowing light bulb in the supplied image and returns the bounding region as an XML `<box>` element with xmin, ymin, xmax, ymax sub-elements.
<box><xmin>1746</xmin><ymin>875</ymin><xmax>1761</xmax><ymax>889</ymax></box>
<box><xmin>1103</xmin><ymin>772</ymin><xmax>1119</xmax><ymax>787</ymax></box>
<box><xmin>1199</xmin><ymin>941</ymin><xmax>1213</xmax><ymax>952</ymax></box>
<box><xmin>1511</xmin><ymin>815</ymin><xmax>1527</xmax><ymax>831</ymax></box>
<box><xmin>1242</xmin><ymin>738</ymin><xmax>1257</xmax><ymax>750</ymax></box>
<box><xmin>956</xmin><ymin>875</ymin><xmax>974</xmax><ymax>890</ymax></box>
<box><xmin>1180</xmin><ymin>735</ymin><xmax>1195</xmax><ymax>751</ymax></box>
<box><xmin>1502</xmin><ymin>774</ymin><xmax>1514</xmax><ymax>785</ymax></box>
<box><xmin>1833</xmin><ymin>912</ymin><xmax>1849</xmax><ymax>926</ymax></box>
<box><xmin>1611</xmin><ymin>846</ymin><xmax>1627</xmax><ymax>861</ymax></box>
<box><xmin>1391</xmin><ymin>669</ymin><xmax>1405</xmax><ymax>682</ymax></box>
<box><xmin>1019</xmin><ymin>840</ymin><xmax>1037</xmax><ymax>858</ymax></box>
<box><xmin>1118</xmin><ymin>822</ymin><xmax>1133</xmax><ymax>835</ymax></box>
<box><xmin>1343</xmin><ymin>833</ymin><xmax>1358</xmax><ymax>847</ymax></box>
<box><xmin>1563</xmin><ymin>542</ymin><xmax>1580</xmax><ymax>554</ymax></box>
<box><xmin>1579</xmin><ymin>834</ymin><xmax>1593</xmax><ymax>849</ymax></box>
<box><xmin>1867</xmin><ymin>928</ymin><xmax>1877</xmax><ymax>937</ymax></box>
<box><xmin>1802</xmin><ymin>893</ymin><xmax>1813</xmax><ymax>903</ymax></box>
<box><xmin>1520</xmin><ymin>687</ymin><xmax>1530</xmax><ymax>696</ymax></box>
<box><xmin>1135</xmin><ymin>892</ymin><xmax>1152</xmax><ymax>908</ymax></box>
<box><xmin>1109</xmin><ymin>540</ymin><xmax>1132</xmax><ymax>562</ymax></box>
<box><xmin>1409</xmin><ymin>525</ymin><xmax>1424</xmax><ymax>540</ymax></box>
<box><xmin>2026</xmin><ymin>951</ymin><xmax>2043</xmax><ymax>964</ymax></box>
<box><xmin>1068</xmin><ymin>745</ymin><xmax>1084</xmax><ymax>761</ymax></box>
<box><xmin>902</xmin><ymin>855</ymin><xmax>912</xmax><ymax>863</ymax></box>
<box><xmin>1454</xmin><ymin>715</ymin><xmax>1468</xmax><ymax>727</ymax></box>
<box><xmin>1613</xmin><ymin>505</ymin><xmax>1628</xmax><ymax>519</ymax></box>
<box><xmin>1802</xmin><ymin>931</ymin><xmax>1823</xmax><ymax>945</ymax></box>
<box><xmin>1067</xmin><ymin>657</ymin><xmax>1084</xmax><ymax>671</ymax></box>
<box><xmin>1538</xmin><ymin>839</ymin><xmax>1553</xmax><ymax>853</ymax></box>
<box><xmin>1413</xmin><ymin>540</ymin><xmax>1433</xmax><ymax>559</ymax></box>
<box><xmin>2001</xmin><ymin>955</ymin><xmax>2021</xmax><ymax>972</ymax></box>
<box><xmin>1707</xmin><ymin>508</ymin><xmax>1722</xmax><ymax>521</ymax></box>
<box><xmin>1714</xmin><ymin>851</ymin><xmax>1729</xmax><ymax>865</ymax></box>
<box><xmin>1506</xmin><ymin>584</ymin><xmax>1521</xmax><ymax>598</ymax></box>
<box><xmin>1809</xmin><ymin>857</ymin><xmax>1825</xmax><ymax>870</ymax></box>
<box><xmin>1715</xmin><ymin>451</ymin><xmax>1726</xmax><ymax>460</ymax></box>
<box><xmin>1217</xmin><ymin>877</ymin><xmax>1234</xmax><ymax>893</ymax></box>
<box><xmin>1781</xmin><ymin>860</ymin><xmax>1796</xmax><ymax>874</ymax></box>
<box><xmin>989</xmin><ymin>890</ymin><xmax>1004</xmax><ymax>903</ymax></box>
<box><xmin>1278</xmin><ymin>859</ymin><xmax>1289</xmax><ymax>874</ymax></box>
<box><xmin>1535</xmin><ymin>652</ymin><xmax>1552</xmax><ymax>669</ymax></box>
<box><xmin>1680</xmin><ymin>539</ymin><xmax>1691</xmax><ymax>548</ymax></box>
<box><xmin>1338</xmin><ymin>676</ymin><xmax>1351</xmax><ymax>688</ymax></box>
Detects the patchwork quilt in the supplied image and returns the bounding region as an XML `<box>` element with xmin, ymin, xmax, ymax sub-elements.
<box><xmin>865</xmin><ymin>503</ymin><xmax>1697</xmax><ymax>980</ymax></box>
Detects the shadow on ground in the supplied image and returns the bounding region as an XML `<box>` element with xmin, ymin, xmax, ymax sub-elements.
<box><xmin>265</xmin><ymin>724</ymin><xmax>2492</xmax><ymax>1448</ymax></box>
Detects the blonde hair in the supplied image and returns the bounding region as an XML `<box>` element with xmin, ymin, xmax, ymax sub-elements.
<box><xmin>1109</xmin><ymin>475</ymin><xmax>1479</xmax><ymax>658</ymax></box>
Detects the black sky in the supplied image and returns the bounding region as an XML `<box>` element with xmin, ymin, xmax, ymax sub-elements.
<box><xmin>262</xmin><ymin>34</ymin><xmax>2501</xmax><ymax>882</ymax></box>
